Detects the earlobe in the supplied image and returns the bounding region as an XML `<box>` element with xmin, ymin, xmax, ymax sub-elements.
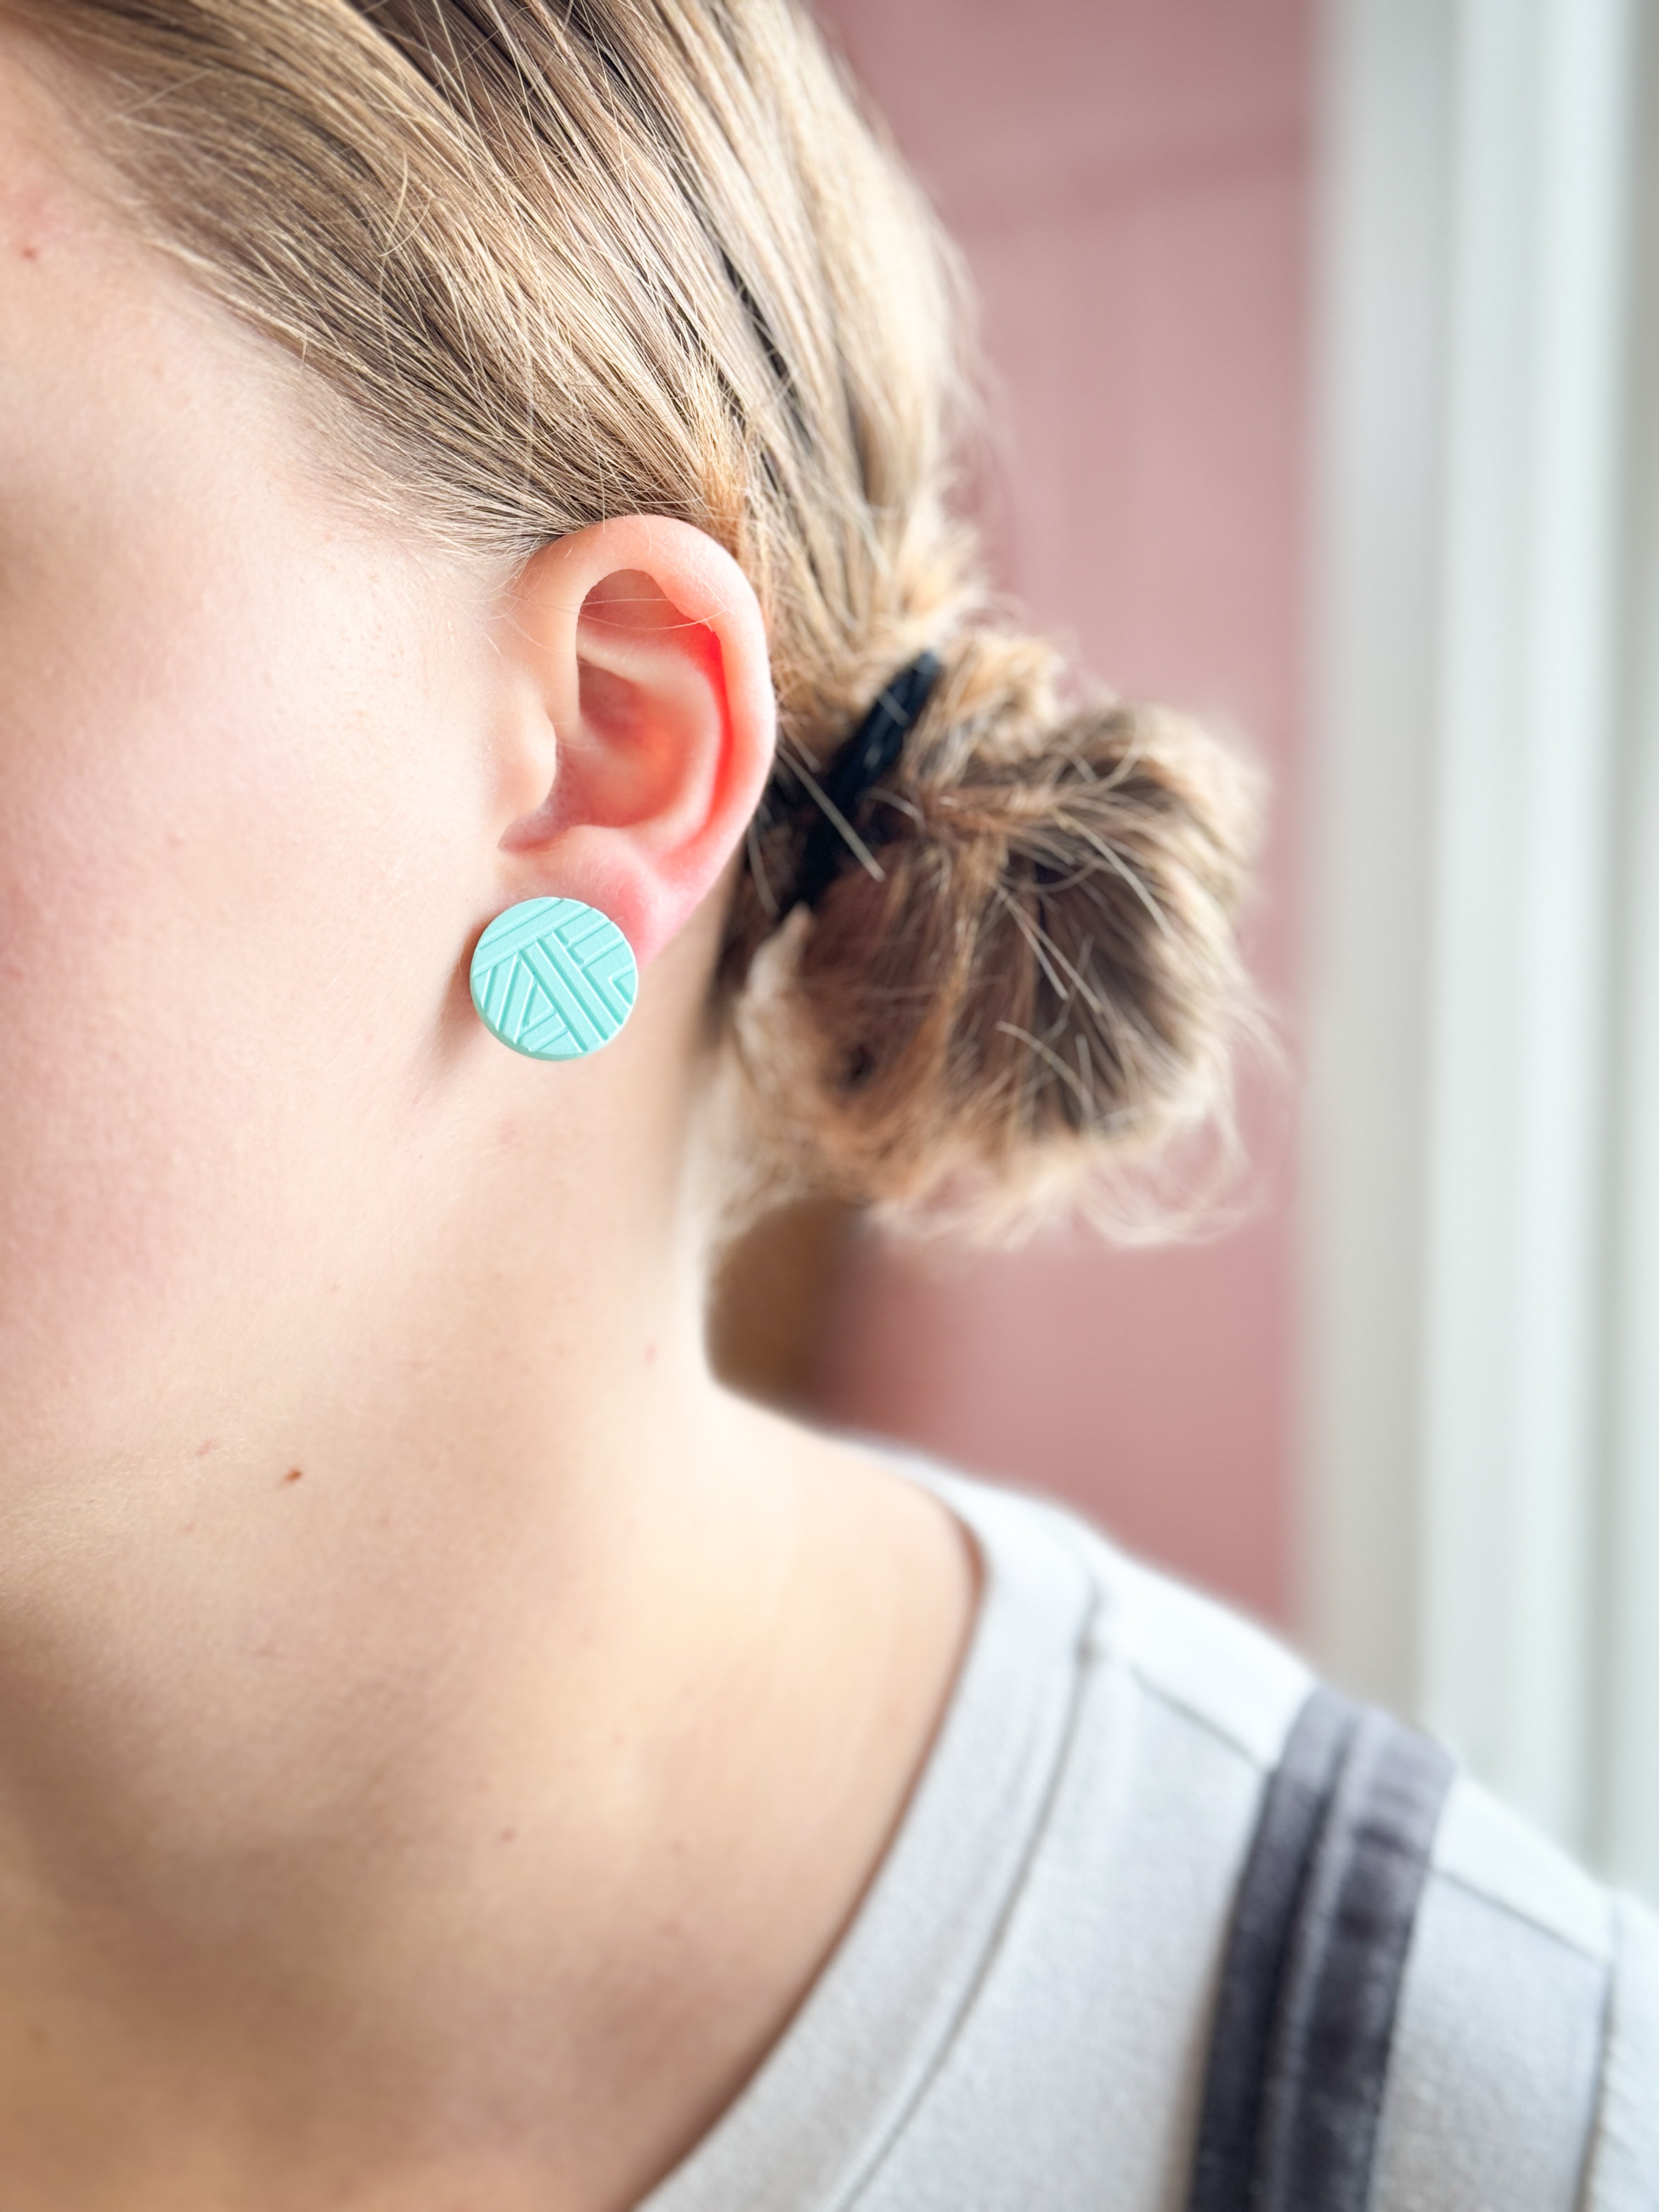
<box><xmin>492</xmin><ymin>517</ymin><xmax>776</xmax><ymax>970</ymax></box>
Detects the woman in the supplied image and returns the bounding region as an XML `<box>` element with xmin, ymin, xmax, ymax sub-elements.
<box><xmin>0</xmin><ymin>3</ymin><xmax>1650</xmax><ymax>2206</ymax></box>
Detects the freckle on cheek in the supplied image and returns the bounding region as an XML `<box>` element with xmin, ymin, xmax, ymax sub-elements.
<box><xmin>281</xmin><ymin>1468</ymin><xmax>304</xmax><ymax>1486</ymax></box>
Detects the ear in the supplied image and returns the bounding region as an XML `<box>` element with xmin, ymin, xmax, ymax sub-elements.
<box><xmin>489</xmin><ymin>516</ymin><xmax>775</xmax><ymax>968</ymax></box>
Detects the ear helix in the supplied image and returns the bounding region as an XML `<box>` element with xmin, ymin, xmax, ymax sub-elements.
<box><xmin>469</xmin><ymin>897</ymin><xmax>638</xmax><ymax>1060</ymax></box>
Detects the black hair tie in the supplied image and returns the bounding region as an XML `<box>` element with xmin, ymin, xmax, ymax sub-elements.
<box><xmin>790</xmin><ymin>650</ymin><xmax>944</xmax><ymax>913</ymax></box>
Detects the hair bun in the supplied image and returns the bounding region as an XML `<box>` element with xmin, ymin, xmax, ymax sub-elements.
<box><xmin>725</xmin><ymin>629</ymin><xmax>1262</xmax><ymax>1240</ymax></box>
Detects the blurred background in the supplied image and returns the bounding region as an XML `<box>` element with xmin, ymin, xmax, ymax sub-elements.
<box><xmin>712</xmin><ymin>0</ymin><xmax>1659</xmax><ymax>1908</ymax></box>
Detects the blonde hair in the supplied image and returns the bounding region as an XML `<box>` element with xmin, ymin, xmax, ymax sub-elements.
<box><xmin>8</xmin><ymin>0</ymin><xmax>1260</xmax><ymax>1238</ymax></box>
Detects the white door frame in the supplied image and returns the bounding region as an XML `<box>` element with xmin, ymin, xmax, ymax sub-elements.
<box><xmin>1305</xmin><ymin>0</ymin><xmax>1651</xmax><ymax>1879</ymax></box>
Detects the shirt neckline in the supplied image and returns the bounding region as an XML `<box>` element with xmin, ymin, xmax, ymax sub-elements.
<box><xmin>639</xmin><ymin>1464</ymin><xmax>1098</xmax><ymax>2212</ymax></box>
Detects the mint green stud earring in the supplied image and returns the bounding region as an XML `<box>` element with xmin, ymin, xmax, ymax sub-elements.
<box><xmin>470</xmin><ymin>896</ymin><xmax>638</xmax><ymax>1060</ymax></box>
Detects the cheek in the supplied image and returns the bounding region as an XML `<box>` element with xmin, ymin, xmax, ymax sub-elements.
<box><xmin>0</xmin><ymin>527</ymin><xmax>488</xmax><ymax>1425</ymax></box>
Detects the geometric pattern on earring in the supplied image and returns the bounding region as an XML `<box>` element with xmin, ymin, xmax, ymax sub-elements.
<box><xmin>469</xmin><ymin>895</ymin><xmax>638</xmax><ymax>1060</ymax></box>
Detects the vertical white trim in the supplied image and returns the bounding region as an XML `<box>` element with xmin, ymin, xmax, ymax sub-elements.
<box><xmin>1421</xmin><ymin>0</ymin><xmax>1633</xmax><ymax>1847</ymax></box>
<box><xmin>1304</xmin><ymin>0</ymin><xmax>1456</xmax><ymax>1720</ymax></box>
<box><xmin>1603</xmin><ymin>7</ymin><xmax>1659</xmax><ymax>1893</ymax></box>
<box><xmin>1308</xmin><ymin>0</ymin><xmax>1640</xmax><ymax>1860</ymax></box>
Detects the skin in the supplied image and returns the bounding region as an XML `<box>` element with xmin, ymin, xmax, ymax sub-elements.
<box><xmin>0</xmin><ymin>43</ymin><xmax>976</xmax><ymax>2212</ymax></box>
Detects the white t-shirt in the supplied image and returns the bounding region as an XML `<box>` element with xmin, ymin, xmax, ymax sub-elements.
<box><xmin>641</xmin><ymin>1464</ymin><xmax>1659</xmax><ymax>2211</ymax></box>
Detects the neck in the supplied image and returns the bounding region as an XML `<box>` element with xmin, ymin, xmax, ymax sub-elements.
<box><xmin>0</xmin><ymin>1210</ymin><xmax>726</xmax><ymax>1891</ymax></box>
<box><xmin>0</xmin><ymin>1184</ymin><xmax>974</xmax><ymax>2210</ymax></box>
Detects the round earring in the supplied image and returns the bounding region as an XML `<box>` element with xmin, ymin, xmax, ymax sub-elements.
<box><xmin>469</xmin><ymin>896</ymin><xmax>638</xmax><ymax>1061</ymax></box>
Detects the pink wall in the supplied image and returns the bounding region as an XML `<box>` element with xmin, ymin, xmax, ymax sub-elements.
<box><xmin>810</xmin><ymin>0</ymin><xmax>1314</xmax><ymax>1624</ymax></box>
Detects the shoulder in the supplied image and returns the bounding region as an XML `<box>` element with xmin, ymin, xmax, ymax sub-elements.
<box><xmin>905</xmin><ymin>1465</ymin><xmax>1658</xmax><ymax>2211</ymax></box>
<box><xmin>1381</xmin><ymin>1775</ymin><xmax>1659</xmax><ymax>2211</ymax></box>
<box><xmin>922</xmin><ymin>1459</ymin><xmax>1313</xmax><ymax>1767</ymax></box>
